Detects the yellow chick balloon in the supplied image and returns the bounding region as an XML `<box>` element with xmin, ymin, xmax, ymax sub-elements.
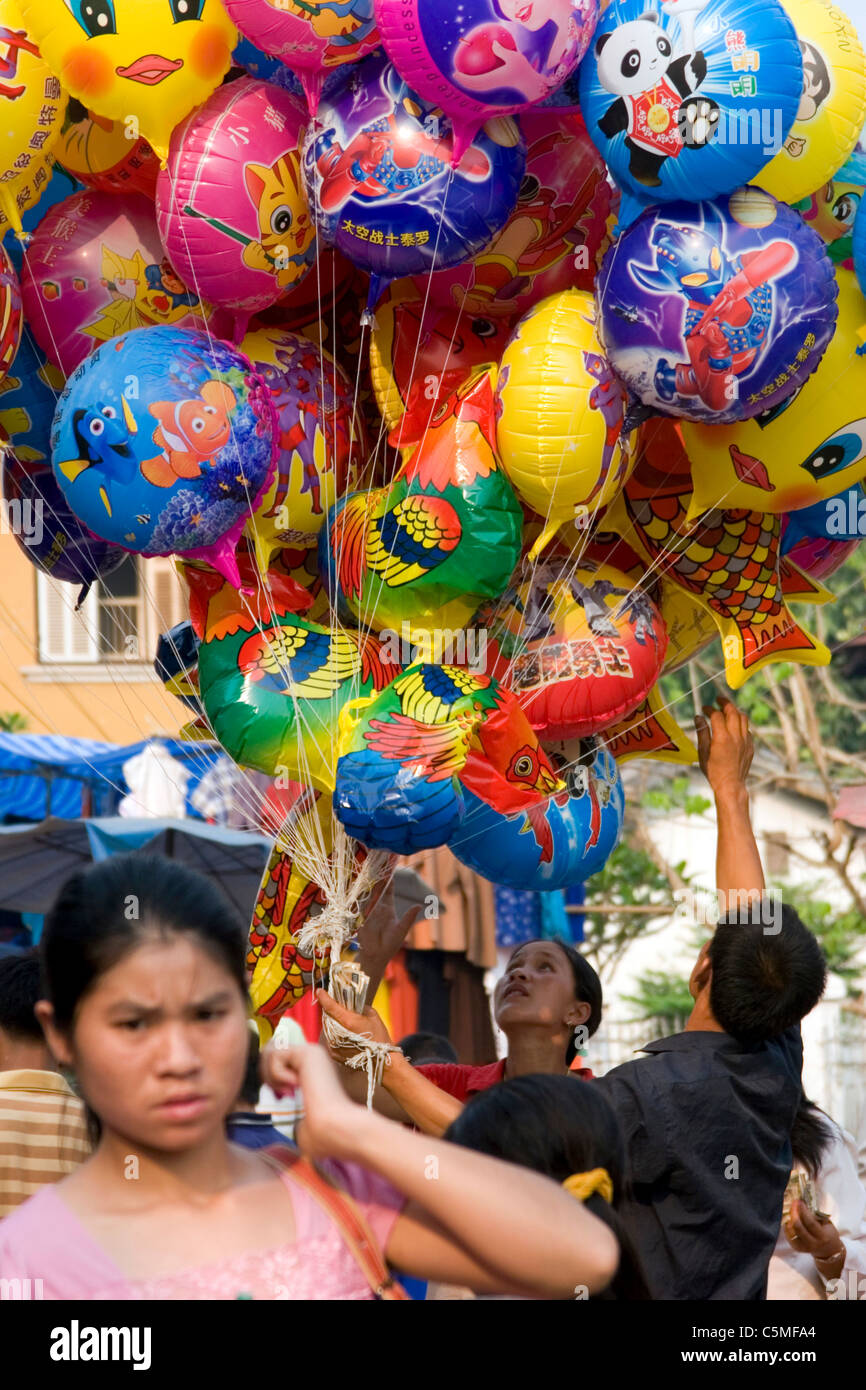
<box><xmin>0</xmin><ymin>0</ymin><xmax>67</xmax><ymax>236</ymax></box>
<box><xmin>684</xmin><ymin>268</ymin><xmax>866</xmax><ymax>517</ymax></box>
<box><xmin>495</xmin><ymin>289</ymin><xmax>635</xmax><ymax>560</ymax></box>
<box><xmin>19</xmin><ymin>0</ymin><xmax>236</xmax><ymax>166</ymax></box>
<box><xmin>756</xmin><ymin>0</ymin><xmax>866</xmax><ymax>206</ymax></box>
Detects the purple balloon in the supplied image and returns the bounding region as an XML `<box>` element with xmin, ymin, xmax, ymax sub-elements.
<box><xmin>597</xmin><ymin>188</ymin><xmax>838</xmax><ymax>425</ymax></box>
<box><xmin>3</xmin><ymin>448</ymin><xmax>126</xmax><ymax>605</ymax></box>
<box><xmin>301</xmin><ymin>52</ymin><xmax>526</xmax><ymax>318</ymax></box>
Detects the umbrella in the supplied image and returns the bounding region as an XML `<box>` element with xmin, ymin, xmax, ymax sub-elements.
<box><xmin>0</xmin><ymin>817</ymin><xmax>272</xmax><ymax>918</ymax></box>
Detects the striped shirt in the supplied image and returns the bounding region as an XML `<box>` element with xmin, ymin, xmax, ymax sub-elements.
<box><xmin>0</xmin><ymin>1070</ymin><xmax>91</xmax><ymax>1218</ymax></box>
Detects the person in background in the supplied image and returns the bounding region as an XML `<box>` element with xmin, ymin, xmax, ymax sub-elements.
<box><xmin>398</xmin><ymin>1032</ymin><xmax>458</xmax><ymax>1067</ymax></box>
<box><xmin>768</xmin><ymin>1096</ymin><xmax>866</xmax><ymax>1300</ymax></box>
<box><xmin>446</xmin><ymin>1075</ymin><xmax>651</xmax><ymax>1300</ymax></box>
<box><xmin>226</xmin><ymin>1029</ymin><xmax>292</xmax><ymax>1151</ymax></box>
<box><xmin>0</xmin><ymin>854</ymin><xmax>619</xmax><ymax>1299</ymax></box>
<box><xmin>264</xmin><ymin>936</ymin><xmax>603</xmax><ymax>1135</ymax></box>
<box><xmin>0</xmin><ymin>951</ymin><xmax>91</xmax><ymax>1218</ymax></box>
<box><xmin>593</xmin><ymin>699</ymin><xmax>827</xmax><ymax>1299</ymax></box>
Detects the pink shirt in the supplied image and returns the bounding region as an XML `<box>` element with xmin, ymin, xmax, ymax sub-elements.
<box><xmin>0</xmin><ymin>1158</ymin><xmax>405</xmax><ymax>1300</ymax></box>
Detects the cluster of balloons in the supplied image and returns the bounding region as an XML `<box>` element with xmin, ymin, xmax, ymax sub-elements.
<box><xmin>2</xmin><ymin>0</ymin><xmax>866</xmax><ymax>1034</ymax></box>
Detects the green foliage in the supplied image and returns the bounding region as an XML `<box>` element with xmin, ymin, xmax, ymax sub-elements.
<box><xmin>622</xmin><ymin>969</ymin><xmax>693</xmax><ymax>1024</ymax></box>
<box><xmin>775</xmin><ymin>882</ymin><xmax>866</xmax><ymax>991</ymax></box>
<box><xmin>0</xmin><ymin>712</ymin><xmax>27</xmax><ymax>732</ymax></box>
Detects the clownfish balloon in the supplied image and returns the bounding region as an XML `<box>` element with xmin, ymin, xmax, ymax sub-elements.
<box><xmin>19</xmin><ymin>0</ymin><xmax>237</xmax><ymax>165</ymax></box>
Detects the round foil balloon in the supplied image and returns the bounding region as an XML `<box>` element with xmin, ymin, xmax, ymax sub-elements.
<box><xmin>683</xmin><ymin>266</ymin><xmax>866</xmax><ymax>514</ymax></box>
<box><xmin>853</xmin><ymin>186</ymin><xmax>866</xmax><ymax>295</ymax></box>
<box><xmin>53</xmin><ymin>100</ymin><xmax>160</xmax><ymax>198</ymax></box>
<box><xmin>597</xmin><ymin>187</ymin><xmax>838</xmax><ymax>426</ymax></box>
<box><xmin>375</xmin><ymin>0</ymin><xmax>599</xmax><ymax>164</ymax></box>
<box><xmin>0</xmin><ymin>0</ymin><xmax>68</xmax><ymax>236</ymax></box>
<box><xmin>157</xmin><ymin>78</ymin><xmax>315</xmax><ymax>334</ymax></box>
<box><xmin>482</xmin><ymin>560</ymin><xmax>668</xmax><ymax>740</ymax></box>
<box><xmin>756</xmin><ymin>0</ymin><xmax>866</xmax><ymax>206</ymax></box>
<box><xmin>369</xmin><ymin>288</ymin><xmax>514</xmax><ymax>430</ymax></box>
<box><xmin>301</xmin><ymin>52</ymin><xmax>526</xmax><ymax>317</ymax></box>
<box><xmin>50</xmin><ymin>326</ymin><xmax>276</xmax><ymax>584</ymax></box>
<box><xmin>0</xmin><ymin>333</ymin><xmax>63</xmax><ymax>465</ymax></box>
<box><xmin>241</xmin><ymin>326</ymin><xmax>363</xmax><ymax>572</ymax></box>
<box><xmin>3</xmin><ymin>445</ymin><xmax>127</xmax><ymax>600</ymax></box>
<box><xmin>780</xmin><ymin>482</ymin><xmax>863</xmax><ymax>579</ymax></box>
<box><xmin>19</xmin><ymin>0</ymin><xmax>237</xmax><ymax>166</ymax></box>
<box><xmin>414</xmin><ymin>110</ymin><xmax>613</xmax><ymax>319</ymax></box>
<box><xmin>496</xmin><ymin>289</ymin><xmax>636</xmax><ymax>557</ymax></box>
<box><xmin>448</xmin><ymin>738</ymin><xmax>625</xmax><ymax>890</ymax></box>
<box><xmin>21</xmin><ymin>190</ymin><xmax>206</xmax><ymax>376</ymax></box>
<box><xmin>579</xmin><ymin>0</ymin><xmax>802</xmax><ymax>226</ymax></box>
<box><xmin>224</xmin><ymin>0</ymin><xmax>380</xmax><ymax>113</ymax></box>
<box><xmin>0</xmin><ymin>243</ymin><xmax>23</xmax><ymax>385</ymax></box>
<box><xmin>795</xmin><ymin>172</ymin><xmax>862</xmax><ymax>270</ymax></box>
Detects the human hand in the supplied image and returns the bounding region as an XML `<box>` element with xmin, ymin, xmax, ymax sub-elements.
<box><xmin>355</xmin><ymin>877</ymin><xmax>422</xmax><ymax>975</ymax></box>
<box><xmin>317</xmin><ymin>989</ymin><xmax>394</xmax><ymax>1061</ymax></box>
<box><xmin>269</xmin><ymin>1043</ymin><xmax>368</xmax><ymax>1162</ymax></box>
<box><xmin>695</xmin><ymin>697</ymin><xmax>754</xmax><ymax>800</ymax></box>
<box><xmin>785</xmin><ymin>1200</ymin><xmax>844</xmax><ymax>1268</ymax></box>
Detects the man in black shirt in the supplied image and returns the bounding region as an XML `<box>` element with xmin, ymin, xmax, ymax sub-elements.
<box><xmin>595</xmin><ymin>700</ymin><xmax>827</xmax><ymax>1299</ymax></box>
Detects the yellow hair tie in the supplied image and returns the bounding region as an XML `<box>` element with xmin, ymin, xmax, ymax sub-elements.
<box><xmin>562</xmin><ymin>1168</ymin><xmax>613</xmax><ymax>1205</ymax></box>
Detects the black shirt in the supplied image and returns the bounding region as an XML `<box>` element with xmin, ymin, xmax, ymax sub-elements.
<box><xmin>594</xmin><ymin>1028</ymin><xmax>802</xmax><ymax>1301</ymax></box>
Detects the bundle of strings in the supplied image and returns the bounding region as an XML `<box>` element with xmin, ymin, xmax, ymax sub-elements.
<box><xmin>290</xmin><ymin>819</ymin><xmax>398</xmax><ymax>1107</ymax></box>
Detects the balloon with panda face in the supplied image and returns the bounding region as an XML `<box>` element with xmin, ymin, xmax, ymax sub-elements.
<box><xmin>579</xmin><ymin>0</ymin><xmax>803</xmax><ymax>224</ymax></box>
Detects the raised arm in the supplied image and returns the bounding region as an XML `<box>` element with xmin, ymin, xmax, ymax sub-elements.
<box><xmin>281</xmin><ymin>1043</ymin><xmax>619</xmax><ymax>1299</ymax></box>
<box><xmin>262</xmin><ymin>991</ymin><xmax>465</xmax><ymax>1134</ymax></box>
<box><xmin>695</xmin><ymin>697</ymin><xmax>764</xmax><ymax>912</ymax></box>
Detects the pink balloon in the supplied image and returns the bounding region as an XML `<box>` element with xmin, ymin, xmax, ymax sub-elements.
<box><xmin>375</xmin><ymin>0</ymin><xmax>599</xmax><ymax>164</ymax></box>
<box><xmin>411</xmin><ymin>110</ymin><xmax>612</xmax><ymax>319</ymax></box>
<box><xmin>20</xmin><ymin>191</ymin><xmax>205</xmax><ymax>377</ymax></box>
<box><xmin>223</xmin><ymin>0</ymin><xmax>380</xmax><ymax>112</ymax></box>
<box><xmin>156</xmin><ymin>79</ymin><xmax>315</xmax><ymax>341</ymax></box>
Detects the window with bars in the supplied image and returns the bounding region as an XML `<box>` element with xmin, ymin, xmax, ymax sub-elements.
<box><xmin>37</xmin><ymin>557</ymin><xmax>188</xmax><ymax>665</ymax></box>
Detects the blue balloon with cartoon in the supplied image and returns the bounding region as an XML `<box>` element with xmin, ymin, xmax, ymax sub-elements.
<box><xmin>597</xmin><ymin>187</ymin><xmax>838</xmax><ymax>425</ymax></box>
<box><xmin>852</xmin><ymin>187</ymin><xmax>866</xmax><ymax>298</ymax></box>
<box><xmin>302</xmin><ymin>51</ymin><xmax>526</xmax><ymax>318</ymax></box>
<box><xmin>448</xmin><ymin>739</ymin><xmax>625</xmax><ymax>890</ymax></box>
<box><xmin>50</xmin><ymin>326</ymin><xmax>277</xmax><ymax>587</ymax></box>
<box><xmin>579</xmin><ymin>0</ymin><xmax>802</xmax><ymax>225</ymax></box>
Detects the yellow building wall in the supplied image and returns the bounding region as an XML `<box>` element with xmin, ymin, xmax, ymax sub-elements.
<box><xmin>0</xmin><ymin>535</ymin><xmax>185</xmax><ymax>744</ymax></box>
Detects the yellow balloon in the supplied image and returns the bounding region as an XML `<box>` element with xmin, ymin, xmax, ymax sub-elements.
<box><xmin>495</xmin><ymin>289</ymin><xmax>635</xmax><ymax>559</ymax></box>
<box><xmin>756</xmin><ymin>0</ymin><xmax>866</xmax><ymax>205</ymax></box>
<box><xmin>0</xmin><ymin>1</ymin><xmax>68</xmax><ymax>236</ymax></box>
<box><xmin>684</xmin><ymin>268</ymin><xmax>866</xmax><ymax>516</ymax></box>
<box><xmin>0</xmin><ymin>153</ymin><xmax>55</xmax><ymax>238</ymax></box>
<box><xmin>241</xmin><ymin>326</ymin><xmax>360</xmax><ymax>578</ymax></box>
<box><xmin>18</xmin><ymin>0</ymin><xmax>236</xmax><ymax>166</ymax></box>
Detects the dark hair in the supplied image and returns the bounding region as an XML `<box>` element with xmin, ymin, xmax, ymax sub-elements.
<box><xmin>0</xmin><ymin>951</ymin><xmax>43</xmax><ymax>1042</ymax></box>
<box><xmin>507</xmin><ymin>939</ymin><xmax>603</xmax><ymax>1064</ymax></box>
<box><xmin>445</xmin><ymin>1075</ymin><xmax>650</xmax><ymax>1300</ymax></box>
<box><xmin>791</xmin><ymin>1096</ymin><xmax>835</xmax><ymax>1180</ymax></box>
<box><xmin>238</xmin><ymin>1029</ymin><xmax>262</xmax><ymax>1109</ymax></box>
<box><xmin>41</xmin><ymin>854</ymin><xmax>247</xmax><ymax>1031</ymax></box>
<box><xmin>398</xmin><ymin>1032</ymin><xmax>458</xmax><ymax>1066</ymax></box>
<box><xmin>707</xmin><ymin>907</ymin><xmax>826</xmax><ymax>1045</ymax></box>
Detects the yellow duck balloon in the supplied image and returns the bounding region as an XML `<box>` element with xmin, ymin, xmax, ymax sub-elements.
<box><xmin>18</xmin><ymin>0</ymin><xmax>236</xmax><ymax>166</ymax></box>
<box><xmin>495</xmin><ymin>290</ymin><xmax>636</xmax><ymax>560</ymax></box>
<box><xmin>684</xmin><ymin>268</ymin><xmax>866</xmax><ymax>516</ymax></box>
<box><xmin>756</xmin><ymin>0</ymin><xmax>866</xmax><ymax>206</ymax></box>
<box><xmin>0</xmin><ymin>0</ymin><xmax>67</xmax><ymax>237</ymax></box>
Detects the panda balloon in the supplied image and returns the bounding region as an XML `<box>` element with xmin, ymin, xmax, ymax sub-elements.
<box><xmin>594</xmin><ymin>10</ymin><xmax>719</xmax><ymax>191</ymax></box>
<box><xmin>580</xmin><ymin>0</ymin><xmax>804</xmax><ymax>225</ymax></box>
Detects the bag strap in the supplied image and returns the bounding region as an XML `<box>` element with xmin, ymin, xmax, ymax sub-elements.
<box><xmin>263</xmin><ymin>1145</ymin><xmax>408</xmax><ymax>1301</ymax></box>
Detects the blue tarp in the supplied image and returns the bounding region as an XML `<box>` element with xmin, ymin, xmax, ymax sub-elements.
<box><xmin>0</xmin><ymin>734</ymin><xmax>224</xmax><ymax>823</ymax></box>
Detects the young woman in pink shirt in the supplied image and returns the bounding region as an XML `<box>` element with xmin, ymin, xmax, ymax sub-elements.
<box><xmin>0</xmin><ymin>854</ymin><xmax>617</xmax><ymax>1301</ymax></box>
